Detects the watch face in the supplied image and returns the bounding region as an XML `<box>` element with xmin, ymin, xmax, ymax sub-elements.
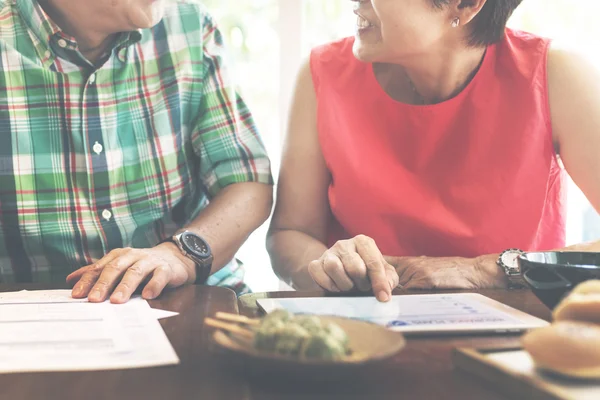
<box><xmin>501</xmin><ymin>251</ymin><xmax>522</xmax><ymax>270</ymax></box>
<box><xmin>181</xmin><ymin>232</ymin><xmax>211</xmax><ymax>258</ymax></box>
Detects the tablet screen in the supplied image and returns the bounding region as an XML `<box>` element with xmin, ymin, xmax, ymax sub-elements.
<box><xmin>257</xmin><ymin>293</ymin><xmax>548</xmax><ymax>335</ymax></box>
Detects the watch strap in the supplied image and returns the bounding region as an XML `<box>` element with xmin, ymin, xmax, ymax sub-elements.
<box><xmin>506</xmin><ymin>270</ymin><xmax>527</xmax><ymax>290</ymax></box>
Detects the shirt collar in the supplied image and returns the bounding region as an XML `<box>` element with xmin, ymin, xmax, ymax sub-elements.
<box><xmin>16</xmin><ymin>0</ymin><xmax>143</xmax><ymax>69</ymax></box>
<box><xmin>16</xmin><ymin>0</ymin><xmax>62</xmax><ymax>67</ymax></box>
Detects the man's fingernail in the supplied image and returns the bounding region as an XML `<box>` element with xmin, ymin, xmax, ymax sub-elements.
<box><xmin>112</xmin><ymin>292</ymin><xmax>123</xmax><ymax>301</ymax></box>
<box><xmin>377</xmin><ymin>291</ymin><xmax>390</xmax><ymax>302</ymax></box>
<box><xmin>143</xmin><ymin>290</ymin><xmax>156</xmax><ymax>300</ymax></box>
<box><xmin>89</xmin><ymin>288</ymin><xmax>102</xmax><ymax>301</ymax></box>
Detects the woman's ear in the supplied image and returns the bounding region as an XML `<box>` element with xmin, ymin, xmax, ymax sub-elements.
<box><xmin>449</xmin><ymin>0</ymin><xmax>488</xmax><ymax>26</ymax></box>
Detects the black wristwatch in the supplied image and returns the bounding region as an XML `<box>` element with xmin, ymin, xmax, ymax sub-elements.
<box><xmin>497</xmin><ymin>248</ymin><xmax>527</xmax><ymax>289</ymax></box>
<box><xmin>163</xmin><ymin>231</ymin><xmax>213</xmax><ymax>284</ymax></box>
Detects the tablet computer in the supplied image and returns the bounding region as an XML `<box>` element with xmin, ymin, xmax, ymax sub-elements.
<box><xmin>257</xmin><ymin>293</ymin><xmax>548</xmax><ymax>335</ymax></box>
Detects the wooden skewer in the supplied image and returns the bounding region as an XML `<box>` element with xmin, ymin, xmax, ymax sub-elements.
<box><xmin>215</xmin><ymin>312</ymin><xmax>260</xmax><ymax>326</ymax></box>
<box><xmin>204</xmin><ymin>317</ymin><xmax>255</xmax><ymax>339</ymax></box>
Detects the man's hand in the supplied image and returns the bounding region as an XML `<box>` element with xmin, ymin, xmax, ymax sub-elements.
<box><xmin>307</xmin><ymin>235</ymin><xmax>400</xmax><ymax>302</ymax></box>
<box><xmin>66</xmin><ymin>243</ymin><xmax>196</xmax><ymax>304</ymax></box>
<box><xmin>386</xmin><ymin>255</ymin><xmax>506</xmax><ymax>290</ymax></box>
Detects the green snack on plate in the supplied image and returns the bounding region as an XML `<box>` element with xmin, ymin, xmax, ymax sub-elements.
<box><xmin>295</xmin><ymin>315</ymin><xmax>323</xmax><ymax>334</ymax></box>
<box><xmin>325</xmin><ymin>322</ymin><xmax>350</xmax><ymax>348</ymax></box>
<box><xmin>254</xmin><ymin>319</ymin><xmax>286</xmax><ymax>352</ymax></box>
<box><xmin>273</xmin><ymin>324</ymin><xmax>311</xmax><ymax>357</ymax></box>
<box><xmin>262</xmin><ymin>309</ymin><xmax>292</xmax><ymax>329</ymax></box>
<box><xmin>301</xmin><ymin>332</ymin><xmax>349</xmax><ymax>361</ymax></box>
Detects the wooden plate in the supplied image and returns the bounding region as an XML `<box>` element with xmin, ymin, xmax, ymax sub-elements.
<box><xmin>210</xmin><ymin>316</ymin><xmax>406</xmax><ymax>381</ymax></box>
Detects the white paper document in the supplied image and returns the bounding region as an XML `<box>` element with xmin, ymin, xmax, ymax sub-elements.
<box><xmin>0</xmin><ymin>289</ymin><xmax>88</xmax><ymax>304</ymax></box>
<box><xmin>0</xmin><ymin>290</ymin><xmax>179</xmax><ymax>319</ymax></box>
<box><xmin>150</xmin><ymin>308</ymin><xmax>180</xmax><ymax>320</ymax></box>
<box><xmin>258</xmin><ymin>293</ymin><xmax>548</xmax><ymax>335</ymax></box>
<box><xmin>0</xmin><ymin>290</ymin><xmax>180</xmax><ymax>374</ymax></box>
<box><xmin>0</xmin><ymin>302</ymin><xmax>131</xmax><ymax>355</ymax></box>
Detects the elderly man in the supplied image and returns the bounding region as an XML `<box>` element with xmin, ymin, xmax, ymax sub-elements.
<box><xmin>0</xmin><ymin>0</ymin><xmax>273</xmax><ymax>302</ymax></box>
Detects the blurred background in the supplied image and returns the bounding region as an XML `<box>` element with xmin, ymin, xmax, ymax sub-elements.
<box><xmin>199</xmin><ymin>0</ymin><xmax>600</xmax><ymax>292</ymax></box>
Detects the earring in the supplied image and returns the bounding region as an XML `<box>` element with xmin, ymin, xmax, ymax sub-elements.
<box><xmin>451</xmin><ymin>17</ymin><xmax>460</xmax><ymax>28</ymax></box>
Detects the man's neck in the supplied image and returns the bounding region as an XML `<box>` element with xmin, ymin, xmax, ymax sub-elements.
<box><xmin>78</xmin><ymin>35</ymin><xmax>118</xmax><ymax>65</ymax></box>
<box><xmin>39</xmin><ymin>0</ymin><xmax>117</xmax><ymax>64</ymax></box>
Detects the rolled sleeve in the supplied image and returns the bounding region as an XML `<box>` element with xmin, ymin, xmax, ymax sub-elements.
<box><xmin>192</xmin><ymin>16</ymin><xmax>273</xmax><ymax>198</ymax></box>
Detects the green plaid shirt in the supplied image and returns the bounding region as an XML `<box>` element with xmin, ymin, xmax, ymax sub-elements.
<box><xmin>0</xmin><ymin>0</ymin><xmax>273</xmax><ymax>294</ymax></box>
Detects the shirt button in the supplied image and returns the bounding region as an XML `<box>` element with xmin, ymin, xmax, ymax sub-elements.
<box><xmin>92</xmin><ymin>141</ymin><xmax>103</xmax><ymax>155</ymax></box>
<box><xmin>57</xmin><ymin>39</ymin><xmax>68</xmax><ymax>48</ymax></box>
<box><xmin>118</xmin><ymin>49</ymin><xmax>127</xmax><ymax>62</ymax></box>
<box><xmin>101</xmin><ymin>209</ymin><xmax>112</xmax><ymax>221</ymax></box>
<box><xmin>44</xmin><ymin>50</ymin><xmax>51</xmax><ymax>59</ymax></box>
<box><xmin>88</xmin><ymin>73</ymin><xmax>96</xmax><ymax>84</ymax></box>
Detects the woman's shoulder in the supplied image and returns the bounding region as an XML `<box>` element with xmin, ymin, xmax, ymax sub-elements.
<box><xmin>502</xmin><ymin>28</ymin><xmax>551</xmax><ymax>50</ymax></box>
<box><xmin>310</xmin><ymin>37</ymin><xmax>359</xmax><ymax>74</ymax></box>
<box><xmin>494</xmin><ymin>28</ymin><xmax>552</xmax><ymax>82</ymax></box>
<box><xmin>310</xmin><ymin>37</ymin><xmax>364</xmax><ymax>90</ymax></box>
<box><xmin>311</xmin><ymin>37</ymin><xmax>355</xmax><ymax>60</ymax></box>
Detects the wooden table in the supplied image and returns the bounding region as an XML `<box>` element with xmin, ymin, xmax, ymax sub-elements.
<box><xmin>0</xmin><ymin>285</ymin><xmax>551</xmax><ymax>400</ymax></box>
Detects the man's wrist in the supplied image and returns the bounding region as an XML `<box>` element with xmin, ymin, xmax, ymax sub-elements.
<box><xmin>157</xmin><ymin>242</ymin><xmax>197</xmax><ymax>284</ymax></box>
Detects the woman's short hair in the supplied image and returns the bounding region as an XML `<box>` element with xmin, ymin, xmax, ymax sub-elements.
<box><xmin>433</xmin><ymin>0</ymin><xmax>524</xmax><ymax>46</ymax></box>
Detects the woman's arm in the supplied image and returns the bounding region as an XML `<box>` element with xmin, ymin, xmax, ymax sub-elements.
<box><xmin>266</xmin><ymin>60</ymin><xmax>331</xmax><ymax>290</ymax></box>
<box><xmin>548</xmin><ymin>44</ymin><xmax>600</xmax><ymax>213</ymax></box>
<box><xmin>268</xmin><ymin>60</ymin><xmax>398</xmax><ymax>299</ymax></box>
<box><xmin>268</xmin><ymin>60</ymin><xmax>398</xmax><ymax>300</ymax></box>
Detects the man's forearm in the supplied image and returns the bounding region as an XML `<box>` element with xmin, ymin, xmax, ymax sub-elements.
<box><xmin>182</xmin><ymin>182</ymin><xmax>273</xmax><ymax>276</ymax></box>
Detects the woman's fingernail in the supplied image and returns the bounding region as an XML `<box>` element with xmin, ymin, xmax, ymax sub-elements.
<box><xmin>377</xmin><ymin>291</ymin><xmax>390</xmax><ymax>302</ymax></box>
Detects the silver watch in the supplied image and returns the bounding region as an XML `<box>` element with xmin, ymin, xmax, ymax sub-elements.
<box><xmin>497</xmin><ymin>249</ymin><xmax>526</xmax><ymax>289</ymax></box>
<box><xmin>163</xmin><ymin>231</ymin><xmax>213</xmax><ymax>284</ymax></box>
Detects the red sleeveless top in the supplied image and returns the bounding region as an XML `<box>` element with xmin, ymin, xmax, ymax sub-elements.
<box><xmin>311</xmin><ymin>29</ymin><xmax>566</xmax><ymax>257</ymax></box>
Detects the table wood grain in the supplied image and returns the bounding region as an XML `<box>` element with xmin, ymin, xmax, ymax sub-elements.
<box><xmin>0</xmin><ymin>285</ymin><xmax>552</xmax><ymax>400</ymax></box>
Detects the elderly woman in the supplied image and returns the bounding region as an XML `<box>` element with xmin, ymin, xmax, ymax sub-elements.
<box><xmin>267</xmin><ymin>0</ymin><xmax>600</xmax><ymax>302</ymax></box>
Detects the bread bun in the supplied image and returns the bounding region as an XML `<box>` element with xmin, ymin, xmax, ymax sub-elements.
<box><xmin>522</xmin><ymin>322</ymin><xmax>600</xmax><ymax>379</ymax></box>
<box><xmin>553</xmin><ymin>293</ymin><xmax>600</xmax><ymax>324</ymax></box>
<box><xmin>571</xmin><ymin>280</ymin><xmax>600</xmax><ymax>295</ymax></box>
<box><xmin>553</xmin><ymin>280</ymin><xmax>600</xmax><ymax>324</ymax></box>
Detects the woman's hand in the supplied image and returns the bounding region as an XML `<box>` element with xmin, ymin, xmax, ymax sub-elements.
<box><xmin>307</xmin><ymin>235</ymin><xmax>400</xmax><ymax>302</ymax></box>
<box><xmin>386</xmin><ymin>255</ymin><xmax>506</xmax><ymax>290</ymax></box>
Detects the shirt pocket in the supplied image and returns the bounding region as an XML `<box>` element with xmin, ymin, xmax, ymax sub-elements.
<box><xmin>107</xmin><ymin>105</ymin><xmax>196</xmax><ymax>224</ymax></box>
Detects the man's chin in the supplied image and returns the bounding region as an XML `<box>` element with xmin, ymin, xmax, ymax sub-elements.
<box><xmin>129</xmin><ymin>7</ymin><xmax>165</xmax><ymax>29</ymax></box>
